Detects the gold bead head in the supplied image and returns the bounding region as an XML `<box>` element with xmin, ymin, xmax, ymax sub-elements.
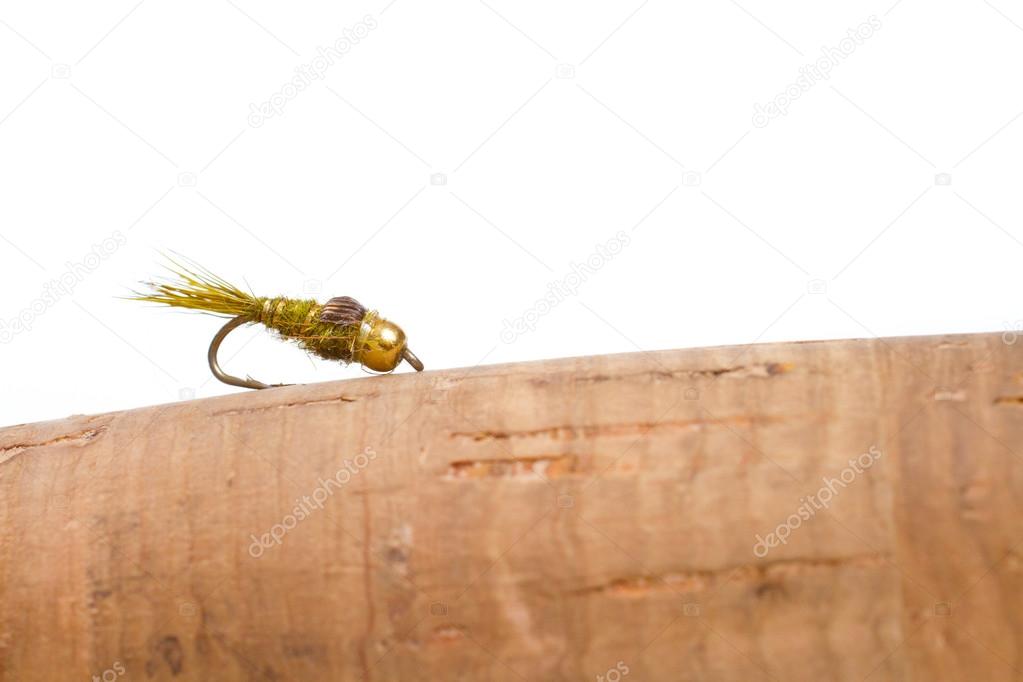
<box><xmin>353</xmin><ymin>311</ymin><xmax>423</xmax><ymax>373</ymax></box>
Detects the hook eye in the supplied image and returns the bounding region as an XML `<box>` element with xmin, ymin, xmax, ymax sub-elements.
<box><xmin>403</xmin><ymin>348</ymin><xmax>424</xmax><ymax>371</ymax></box>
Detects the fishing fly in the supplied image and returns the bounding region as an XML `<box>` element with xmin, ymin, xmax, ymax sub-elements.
<box><xmin>132</xmin><ymin>260</ymin><xmax>423</xmax><ymax>390</ymax></box>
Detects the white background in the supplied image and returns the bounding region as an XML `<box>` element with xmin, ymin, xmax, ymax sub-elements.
<box><xmin>1</xmin><ymin>0</ymin><xmax>1021</xmax><ymax>427</ymax></box>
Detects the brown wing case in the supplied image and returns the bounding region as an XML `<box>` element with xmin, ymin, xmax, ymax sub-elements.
<box><xmin>319</xmin><ymin>296</ymin><xmax>368</xmax><ymax>326</ymax></box>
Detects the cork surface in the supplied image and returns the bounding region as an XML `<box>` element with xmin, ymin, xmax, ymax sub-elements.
<box><xmin>1</xmin><ymin>333</ymin><xmax>1020</xmax><ymax>680</ymax></box>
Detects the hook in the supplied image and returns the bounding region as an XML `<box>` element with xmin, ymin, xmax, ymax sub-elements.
<box><xmin>208</xmin><ymin>315</ymin><xmax>290</xmax><ymax>390</ymax></box>
<box><xmin>402</xmin><ymin>347</ymin><xmax>424</xmax><ymax>371</ymax></box>
<box><xmin>208</xmin><ymin>314</ymin><xmax>423</xmax><ymax>389</ymax></box>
